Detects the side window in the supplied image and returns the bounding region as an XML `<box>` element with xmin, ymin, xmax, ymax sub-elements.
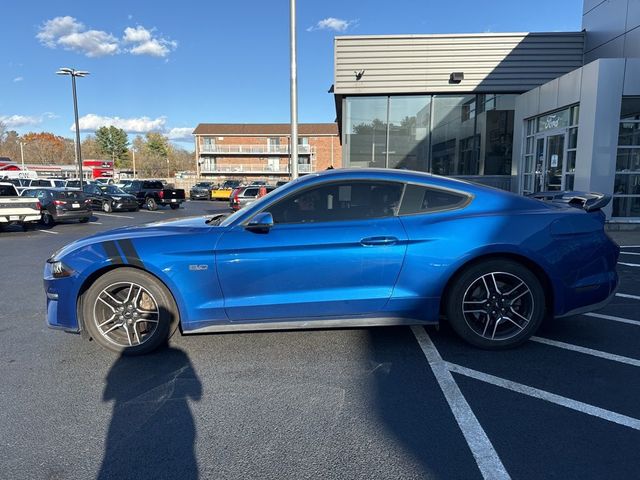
<box><xmin>243</xmin><ymin>188</ymin><xmax>259</xmax><ymax>197</ymax></box>
<box><xmin>268</xmin><ymin>181</ymin><xmax>404</xmax><ymax>224</ymax></box>
<box><xmin>399</xmin><ymin>184</ymin><xmax>469</xmax><ymax>215</ymax></box>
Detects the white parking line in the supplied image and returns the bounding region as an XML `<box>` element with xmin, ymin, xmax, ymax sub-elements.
<box><xmin>585</xmin><ymin>312</ymin><xmax>640</xmax><ymax>327</ymax></box>
<box><xmin>446</xmin><ymin>362</ymin><xmax>640</xmax><ymax>431</ymax></box>
<box><xmin>616</xmin><ymin>292</ymin><xmax>640</xmax><ymax>301</ymax></box>
<box><xmin>91</xmin><ymin>222</ymin><xmax>103</xmax><ymax>225</ymax></box>
<box><xmin>531</xmin><ymin>336</ymin><xmax>640</xmax><ymax>367</ymax></box>
<box><xmin>620</xmin><ymin>245</ymin><xmax>640</xmax><ymax>248</ymax></box>
<box><xmin>411</xmin><ymin>326</ymin><xmax>511</xmax><ymax>480</ymax></box>
<box><xmin>618</xmin><ymin>262</ymin><xmax>640</xmax><ymax>267</ymax></box>
<box><xmin>94</xmin><ymin>213</ymin><xmax>134</xmax><ymax>219</ymax></box>
<box><xmin>139</xmin><ymin>210</ymin><xmax>164</xmax><ymax>214</ymax></box>
<box><xmin>37</xmin><ymin>229</ymin><xmax>59</xmax><ymax>235</ymax></box>
<box><xmin>620</xmin><ymin>251</ymin><xmax>640</xmax><ymax>256</ymax></box>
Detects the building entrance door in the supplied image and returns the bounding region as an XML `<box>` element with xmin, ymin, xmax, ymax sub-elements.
<box><xmin>533</xmin><ymin>132</ymin><xmax>566</xmax><ymax>192</ymax></box>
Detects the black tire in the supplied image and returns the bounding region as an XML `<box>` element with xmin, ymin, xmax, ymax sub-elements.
<box><xmin>82</xmin><ymin>268</ymin><xmax>179</xmax><ymax>355</ymax></box>
<box><xmin>170</xmin><ymin>204</ymin><xmax>179</xmax><ymax>210</ymax></box>
<box><xmin>102</xmin><ymin>201</ymin><xmax>112</xmax><ymax>213</ymax></box>
<box><xmin>79</xmin><ymin>217</ymin><xmax>90</xmax><ymax>223</ymax></box>
<box><xmin>444</xmin><ymin>259</ymin><xmax>545</xmax><ymax>349</ymax></box>
<box><xmin>146</xmin><ymin>197</ymin><xmax>157</xmax><ymax>211</ymax></box>
<box><xmin>41</xmin><ymin>212</ymin><xmax>55</xmax><ymax>228</ymax></box>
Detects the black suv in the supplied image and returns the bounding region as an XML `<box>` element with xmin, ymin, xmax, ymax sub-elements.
<box><xmin>83</xmin><ymin>184</ymin><xmax>139</xmax><ymax>212</ymax></box>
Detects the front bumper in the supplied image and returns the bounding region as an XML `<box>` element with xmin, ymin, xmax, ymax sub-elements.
<box><xmin>190</xmin><ymin>191</ymin><xmax>210</xmax><ymax>199</ymax></box>
<box><xmin>44</xmin><ymin>262</ymin><xmax>81</xmax><ymax>332</ymax></box>
<box><xmin>113</xmin><ymin>200</ymin><xmax>138</xmax><ymax>211</ymax></box>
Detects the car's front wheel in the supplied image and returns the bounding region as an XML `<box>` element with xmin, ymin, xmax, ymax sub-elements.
<box><xmin>445</xmin><ymin>259</ymin><xmax>545</xmax><ymax>349</ymax></box>
<box><xmin>82</xmin><ymin>268</ymin><xmax>179</xmax><ymax>355</ymax></box>
<box><xmin>102</xmin><ymin>201</ymin><xmax>112</xmax><ymax>213</ymax></box>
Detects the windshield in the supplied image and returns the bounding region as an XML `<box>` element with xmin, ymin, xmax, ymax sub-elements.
<box><xmin>101</xmin><ymin>185</ymin><xmax>126</xmax><ymax>195</ymax></box>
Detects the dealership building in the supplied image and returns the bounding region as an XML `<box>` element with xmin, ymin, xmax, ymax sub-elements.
<box><xmin>332</xmin><ymin>0</ymin><xmax>640</xmax><ymax>220</ymax></box>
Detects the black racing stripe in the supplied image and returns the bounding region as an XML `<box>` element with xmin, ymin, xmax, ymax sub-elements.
<box><xmin>103</xmin><ymin>241</ymin><xmax>123</xmax><ymax>265</ymax></box>
<box><xmin>118</xmin><ymin>239</ymin><xmax>144</xmax><ymax>268</ymax></box>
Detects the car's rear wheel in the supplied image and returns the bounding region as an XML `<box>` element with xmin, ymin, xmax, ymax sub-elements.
<box><xmin>170</xmin><ymin>204</ymin><xmax>179</xmax><ymax>210</ymax></box>
<box><xmin>146</xmin><ymin>197</ymin><xmax>157</xmax><ymax>211</ymax></box>
<box><xmin>82</xmin><ymin>268</ymin><xmax>179</xmax><ymax>355</ymax></box>
<box><xmin>41</xmin><ymin>212</ymin><xmax>55</xmax><ymax>227</ymax></box>
<box><xmin>445</xmin><ymin>259</ymin><xmax>545</xmax><ymax>349</ymax></box>
<box><xmin>102</xmin><ymin>201</ymin><xmax>112</xmax><ymax>213</ymax></box>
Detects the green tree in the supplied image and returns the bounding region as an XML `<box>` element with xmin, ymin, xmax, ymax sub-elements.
<box><xmin>95</xmin><ymin>126</ymin><xmax>129</xmax><ymax>167</ymax></box>
<box><xmin>145</xmin><ymin>132</ymin><xmax>169</xmax><ymax>158</ymax></box>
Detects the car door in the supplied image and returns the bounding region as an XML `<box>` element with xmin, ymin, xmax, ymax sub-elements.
<box><xmin>216</xmin><ymin>180</ymin><xmax>408</xmax><ymax>321</ymax></box>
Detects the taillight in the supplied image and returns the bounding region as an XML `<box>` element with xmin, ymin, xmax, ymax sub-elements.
<box><xmin>53</xmin><ymin>200</ymin><xmax>65</xmax><ymax>206</ymax></box>
<box><xmin>35</xmin><ymin>201</ymin><xmax>42</xmax><ymax>210</ymax></box>
<box><xmin>85</xmin><ymin>199</ymin><xmax>91</xmax><ymax>203</ymax></box>
<box><xmin>159</xmin><ymin>191</ymin><xmax>164</xmax><ymax>199</ymax></box>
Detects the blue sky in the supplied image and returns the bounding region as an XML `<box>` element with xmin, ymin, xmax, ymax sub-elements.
<box><xmin>1</xmin><ymin>0</ymin><xmax>583</xmax><ymax>148</ymax></box>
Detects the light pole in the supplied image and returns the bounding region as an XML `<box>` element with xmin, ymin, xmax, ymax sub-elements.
<box><xmin>57</xmin><ymin>67</ymin><xmax>89</xmax><ymax>188</ymax></box>
<box><xmin>289</xmin><ymin>0</ymin><xmax>299</xmax><ymax>179</ymax></box>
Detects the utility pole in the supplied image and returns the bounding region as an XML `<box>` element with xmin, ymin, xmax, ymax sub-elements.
<box><xmin>132</xmin><ymin>149</ymin><xmax>136</xmax><ymax>179</ymax></box>
<box><xmin>289</xmin><ymin>0</ymin><xmax>299</xmax><ymax>179</ymax></box>
<box><xmin>20</xmin><ymin>142</ymin><xmax>25</xmax><ymax>169</ymax></box>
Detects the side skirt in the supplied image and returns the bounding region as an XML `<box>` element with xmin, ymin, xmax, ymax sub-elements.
<box><xmin>183</xmin><ymin>317</ymin><xmax>436</xmax><ymax>335</ymax></box>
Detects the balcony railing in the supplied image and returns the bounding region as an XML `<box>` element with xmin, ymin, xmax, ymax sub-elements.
<box><xmin>199</xmin><ymin>144</ymin><xmax>313</xmax><ymax>155</ymax></box>
<box><xmin>200</xmin><ymin>162</ymin><xmax>315</xmax><ymax>174</ymax></box>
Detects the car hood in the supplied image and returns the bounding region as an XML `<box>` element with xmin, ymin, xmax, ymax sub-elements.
<box><xmin>50</xmin><ymin>215</ymin><xmax>221</xmax><ymax>261</ymax></box>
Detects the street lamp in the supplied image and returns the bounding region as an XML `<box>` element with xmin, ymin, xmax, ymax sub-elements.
<box><xmin>57</xmin><ymin>67</ymin><xmax>89</xmax><ymax>188</ymax></box>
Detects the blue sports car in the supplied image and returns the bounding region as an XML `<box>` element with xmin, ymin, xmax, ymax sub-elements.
<box><xmin>44</xmin><ymin>169</ymin><xmax>619</xmax><ymax>355</ymax></box>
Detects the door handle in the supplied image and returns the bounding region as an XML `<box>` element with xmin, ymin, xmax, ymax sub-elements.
<box><xmin>360</xmin><ymin>236</ymin><xmax>399</xmax><ymax>246</ymax></box>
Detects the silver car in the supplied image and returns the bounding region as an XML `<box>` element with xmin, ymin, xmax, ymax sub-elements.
<box><xmin>229</xmin><ymin>184</ymin><xmax>276</xmax><ymax>211</ymax></box>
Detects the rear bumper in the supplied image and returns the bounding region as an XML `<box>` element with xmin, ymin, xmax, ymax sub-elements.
<box><xmin>557</xmin><ymin>280</ymin><xmax>618</xmax><ymax>318</ymax></box>
<box><xmin>0</xmin><ymin>213</ymin><xmax>41</xmax><ymax>223</ymax></box>
<box><xmin>159</xmin><ymin>198</ymin><xmax>184</xmax><ymax>206</ymax></box>
<box><xmin>53</xmin><ymin>209</ymin><xmax>91</xmax><ymax>220</ymax></box>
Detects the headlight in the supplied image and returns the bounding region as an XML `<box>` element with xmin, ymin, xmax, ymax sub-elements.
<box><xmin>50</xmin><ymin>260</ymin><xmax>73</xmax><ymax>278</ymax></box>
<box><xmin>112</xmin><ymin>196</ymin><xmax>121</xmax><ymax>201</ymax></box>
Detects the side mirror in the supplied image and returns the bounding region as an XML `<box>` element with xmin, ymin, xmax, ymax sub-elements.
<box><xmin>246</xmin><ymin>212</ymin><xmax>274</xmax><ymax>233</ymax></box>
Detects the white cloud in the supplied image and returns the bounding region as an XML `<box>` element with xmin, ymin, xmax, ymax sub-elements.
<box><xmin>37</xmin><ymin>16</ymin><xmax>118</xmax><ymax>57</ymax></box>
<box><xmin>307</xmin><ymin>17</ymin><xmax>356</xmax><ymax>32</ymax></box>
<box><xmin>75</xmin><ymin>114</ymin><xmax>167</xmax><ymax>133</ymax></box>
<box><xmin>36</xmin><ymin>16</ymin><xmax>83</xmax><ymax>48</ymax></box>
<box><xmin>0</xmin><ymin>112</ymin><xmax>57</xmax><ymax>128</ymax></box>
<box><xmin>167</xmin><ymin>127</ymin><xmax>194</xmax><ymax>141</ymax></box>
<box><xmin>124</xmin><ymin>26</ymin><xmax>177</xmax><ymax>57</ymax></box>
<box><xmin>57</xmin><ymin>30</ymin><xmax>119</xmax><ymax>57</ymax></box>
<box><xmin>36</xmin><ymin>16</ymin><xmax>177</xmax><ymax>58</ymax></box>
<box><xmin>13</xmin><ymin>76</ymin><xmax>23</xmax><ymax>82</ymax></box>
<box><xmin>123</xmin><ymin>25</ymin><xmax>152</xmax><ymax>43</ymax></box>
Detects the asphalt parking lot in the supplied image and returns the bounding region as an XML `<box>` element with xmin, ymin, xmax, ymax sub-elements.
<box><xmin>1</xmin><ymin>201</ymin><xmax>639</xmax><ymax>479</ymax></box>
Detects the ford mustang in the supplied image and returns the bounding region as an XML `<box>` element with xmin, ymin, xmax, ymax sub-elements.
<box><xmin>44</xmin><ymin>169</ymin><xmax>619</xmax><ymax>355</ymax></box>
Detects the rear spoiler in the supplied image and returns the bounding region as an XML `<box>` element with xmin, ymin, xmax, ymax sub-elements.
<box><xmin>528</xmin><ymin>191</ymin><xmax>611</xmax><ymax>212</ymax></box>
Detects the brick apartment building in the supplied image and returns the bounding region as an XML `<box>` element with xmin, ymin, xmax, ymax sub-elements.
<box><xmin>193</xmin><ymin>123</ymin><xmax>341</xmax><ymax>180</ymax></box>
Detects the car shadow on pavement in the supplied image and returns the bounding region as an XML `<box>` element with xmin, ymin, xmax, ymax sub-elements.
<box><xmin>97</xmin><ymin>346</ymin><xmax>202</xmax><ymax>480</ymax></box>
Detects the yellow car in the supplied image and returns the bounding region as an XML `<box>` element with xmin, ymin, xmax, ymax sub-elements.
<box><xmin>211</xmin><ymin>180</ymin><xmax>241</xmax><ymax>200</ymax></box>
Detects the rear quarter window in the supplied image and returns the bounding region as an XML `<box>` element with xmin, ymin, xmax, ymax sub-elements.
<box><xmin>399</xmin><ymin>184</ymin><xmax>470</xmax><ymax>215</ymax></box>
<box><xmin>0</xmin><ymin>185</ymin><xmax>17</xmax><ymax>196</ymax></box>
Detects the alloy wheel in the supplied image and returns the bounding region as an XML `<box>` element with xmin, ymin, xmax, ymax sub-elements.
<box><xmin>92</xmin><ymin>281</ymin><xmax>160</xmax><ymax>347</ymax></box>
<box><xmin>461</xmin><ymin>271</ymin><xmax>534</xmax><ymax>341</ymax></box>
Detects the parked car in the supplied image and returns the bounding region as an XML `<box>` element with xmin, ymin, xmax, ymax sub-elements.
<box><xmin>229</xmin><ymin>184</ymin><xmax>276</xmax><ymax>211</ymax></box>
<box><xmin>0</xmin><ymin>182</ymin><xmax>42</xmax><ymax>231</ymax></box>
<box><xmin>190</xmin><ymin>182</ymin><xmax>215</xmax><ymax>200</ymax></box>
<box><xmin>83</xmin><ymin>184</ymin><xmax>139</xmax><ymax>212</ymax></box>
<box><xmin>43</xmin><ymin>168</ymin><xmax>619</xmax><ymax>355</ymax></box>
<box><xmin>64</xmin><ymin>179</ymin><xmax>93</xmax><ymax>189</ymax></box>
<box><xmin>94</xmin><ymin>178</ymin><xmax>116</xmax><ymax>185</ymax></box>
<box><xmin>122</xmin><ymin>180</ymin><xmax>186</xmax><ymax>210</ymax></box>
<box><xmin>211</xmin><ymin>180</ymin><xmax>241</xmax><ymax>201</ymax></box>
<box><xmin>22</xmin><ymin>188</ymin><xmax>92</xmax><ymax>226</ymax></box>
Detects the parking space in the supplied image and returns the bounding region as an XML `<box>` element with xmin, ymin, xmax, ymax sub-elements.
<box><xmin>1</xmin><ymin>208</ymin><xmax>639</xmax><ymax>479</ymax></box>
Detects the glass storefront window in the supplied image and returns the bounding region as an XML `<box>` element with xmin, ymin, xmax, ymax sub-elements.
<box><xmin>613</xmin><ymin>97</ymin><xmax>640</xmax><ymax>217</ymax></box>
<box><xmin>431</xmin><ymin>95</ymin><xmax>477</xmax><ymax>175</ymax></box>
<box><xmin>344</xmin><ymin>97</ymin><xmax>388</xmax><ymax>168</ymax></box>
<box><xmin>387</xmin><ymin>96</ymin><xmax>430</xmax><ymax>170</ymax></box>
<box><xmin>342</xmin><ymin>94</ymin><xmax>516</xmax><ymax>187</ymax></box>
